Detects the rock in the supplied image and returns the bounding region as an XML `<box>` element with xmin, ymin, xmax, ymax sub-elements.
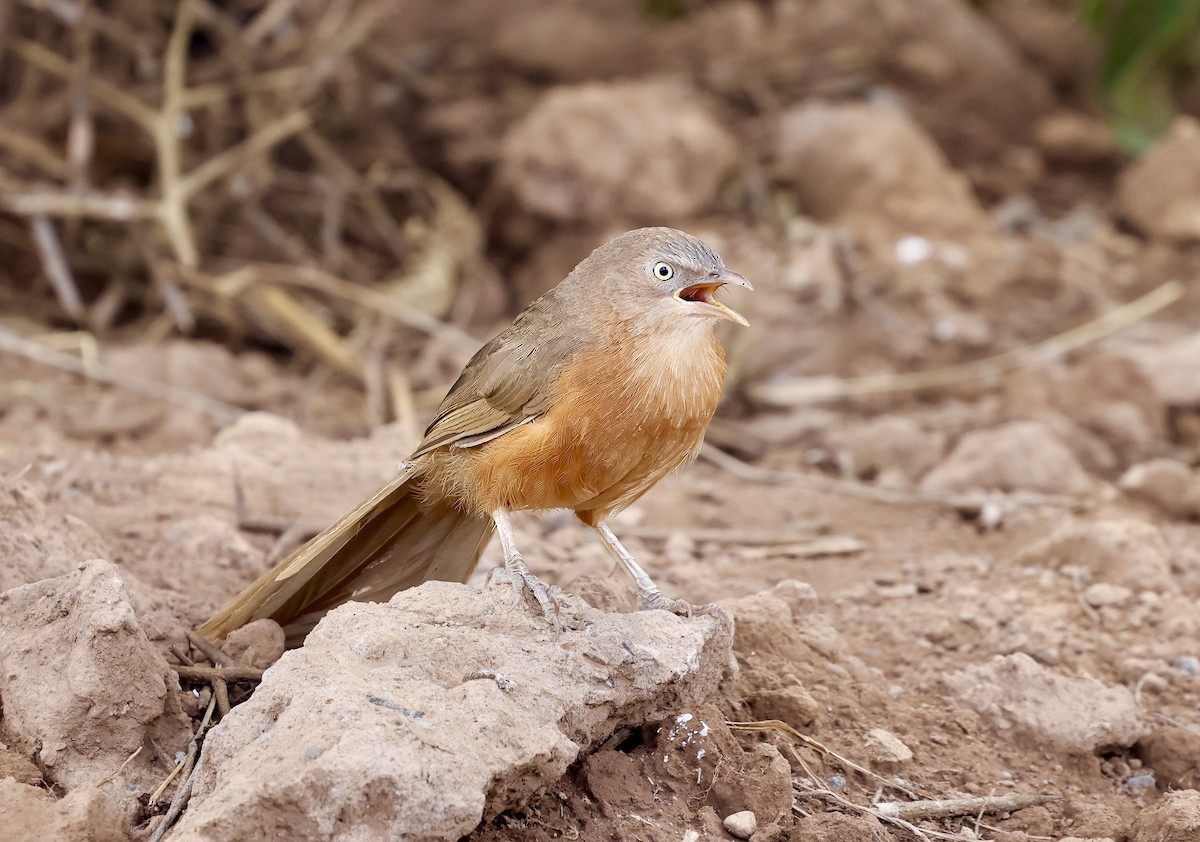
<box><xmin>1034</xmin><ymin>111</ymin><xmax>1119</xmax><ymax>164</ymax></box>
<box><xmin>1125</xmin><ymin>333</ymin><xmax>1200</xmax><ymax>408</ymax></box>
<box><xmin>776</xmin><ymin>102</ymin><xmax>988</xmax><ymax>245</ymax></box>
<box><xmin>0</xmin><ymin>560</ymin><xmax>190</xmax><ymax>799</ymax></box>
<box><xmin>0</xmin><ymin>778</ymin><xmax>126</xmax><ymax>842</ymax></box>
<box><xmin>1003</xmin><ymin>354</ymin><xmax>1167</xmax><ymax>469</ymax></box>
<box><xmin>221</xmin><ymin>618</ymin><xmax>286</xmax><ymax>669</ymax></box>
<box><xmin>724</xmin><ymin>810</ymin><xmax>758</xmax><ymax>840</ymax></box>
<box><xmin>1015</xmin><ymin>519</ymin><xmax>1174</xmax><ymax>592</ymax></box>
<box><xmin>921</xmin><ymin>421</ymin><xmax>1093</xmax><ymax>496</ymax></box>
<box><xmin>1137</xmin><ymin>727</ymin><xmax>1200</xmax><ymax>790</ymax></box>
<box><xmin>1118</xmin><ymin>116</ymin><xmax>1200</xmax><ymax>241</ymax></box>
<box><xmin>500</xmin><ymin>79</ymin><xmax>736</xmax><ymax>222</ymax></box>
<box><xmin>0</xmin><ymin>477</ymin><xmax>109</xmax><ymax>593</ymax></box>
<box><xmin>986</xmin><ymin>0</ymin><xmax>1098</xmax><ymax>90</ymax></box>
<box><xmin>864</xmin><ymin>728</ymin><xmax>914</xmax><ymax>770</ymax></box>
<box><xmin>1130</xmin><ymin>789</ymin><xmax>1200</xmax><ymax>842</ymax></box>
<box><xmin>883</xmin><ymin>0</ymin><xmax>1055</xmax><ymax>158</ymax></box>
<box><xmin>823</xmin><ymin>415</ymin><xmax>947</xmax><ymax>483</ymax></box>
<box><xmin>0</xmin><ymin>748</ymin><xmax>42</xmax><ymax>786</ymax></box>
<box><xmin>175</xmin><ymin>577</ymin><xmax>733</xmax><ymax>841</ymax></box>
<box><xmin>944</xmin><ymin>653</ymin><xmax>1147</xmax><ymax>754</ymax></box>
<box><xmin>1083</xmin><ymin>583</ymin><xmax>1133</xmax><ymax>608</ymax></box>
<box><xmin>1120</xmin><ymin>459</ymin><xmax>1200</xmax><ymax>520</ymax></box>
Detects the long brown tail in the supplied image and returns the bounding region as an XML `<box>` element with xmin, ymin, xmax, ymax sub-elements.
<box><xmin>198</xmin><ymin>469</ymin><xmax>494</xmax><ymax>647</ymax></box>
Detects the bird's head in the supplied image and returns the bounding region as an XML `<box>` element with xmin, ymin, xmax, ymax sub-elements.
<box><xmin>581</xmin><ymin>227</ymin><xmax>753</xmax><ymax>328</ymax></box>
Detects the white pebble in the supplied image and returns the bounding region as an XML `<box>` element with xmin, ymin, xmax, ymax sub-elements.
<box><xmin>723</xmin><ymin>810</ymin><xmax>757</xmax><ymax>840</ymax></box>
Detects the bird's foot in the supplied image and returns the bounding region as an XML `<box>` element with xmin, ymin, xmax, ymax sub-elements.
<box><xmin>495</xmin><ymin>555</ymin><xmax>569</xmax><ymax>633</ymax></box>
<box><xmin>639</xmin><ymin>590</ymin><xmax>732</xmax><ymax>626</ymax></box>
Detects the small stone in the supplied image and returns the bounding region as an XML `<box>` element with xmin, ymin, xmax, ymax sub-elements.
<box><xmin>1083</xmin><ymin>583</ymin><xmax>1133</xmax><ymax>608</ymax></box>
<box><xmin>864</xmin><ymin>728</ymin><xmax>914</xmax><ymax>770</ymax></box>
<box><xmin>827</xmin><ymin>775</ymin><xmax>847</xmax><ymax>790</ymax></box>
<box><xmin>723</xmin><ymin>810</ymin><xmax>757</xmax><ymax>840</ymax></box>
<box><xmin>1119</xmin><ymin>459</ymin><xmax>1200</xmax><ymax>520</ymax></box>
<box><xmin>222</xmin><ymin>618</ymin><xmax>286</xmax><ymax>669</ymax></box>
<box><xmin>1124</xmin><ymin>773</ymin><xmax>1156</xmax><ymax>791</ymax></box>
<box><xmin>1172</xmin><ymin>656</ymin><xmax>1200</xmax><ymax>675</ymax></box>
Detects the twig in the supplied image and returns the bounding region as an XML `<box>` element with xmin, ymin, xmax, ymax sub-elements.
<box><xmin>173</xmin><ymin>664</ymin><xmax>264</xmax><ymax>683</ymax></box>
<box><xmin>0</xmin><ymin>327</ymin><xmax>245</xmax><ymax>423</ymax></box>
<box><xmin>700</xmin><ymin>443</ymin><xmax>1083</xmax><ymax>512</ymax></box>
<box><xmin>148</xmin><ymin>694</ymin><xmax>215</xmax><ymax>841</ymax></box>
<box><xmin>95</xmin><ymin>745</ymin><xmax>143</xmax><ymax>787</ymax></box>
<box><xmin>619</xmin><ymin>522</ymin><xmax>826</xmax><ymax>544</ymax></box>
<box><xmin>748</xmin><ymin>280</ymin><xmax>1184</xmax><ymax>405</ymax></box>
<box><xmin>728</xmin><ymin>719</ymin><xmax>921</xmax><ymax>800</ymax></box>
<box><xmin>178</xmin><ymin>109</ymin><xmax>311</xmax><ymax>199</ymax></box>
<box><xmin>186</xmin><ymin>630</ymin><xmax>235</xmax><ymax>667</ymax></box>
<box><xmin>149</xmin><ymin>768</ymin><xmax>195</xmax><ymax>842</ymax></box>
<box><xmin>156</xmin><ymin>0</ymin><xmax>198</xmax><ymax>268</ymax></box>
<box><xmin>875</xmin><ymin>793</ymin><xmax>1059</xmax><ymax>821</ymax></box>
<box><xmin>6</xmin><ymin>38</ymin><xmax>158</xmax><ymax>130</ymax></box>
<box><xmin>30</xmin><ymin>215</ymin><xmax>84</xmax><ymax>320</ymax></box>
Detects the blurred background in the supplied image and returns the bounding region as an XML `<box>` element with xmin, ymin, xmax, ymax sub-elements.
<box><xmin>2</xmin><ymin>0</ymin><xmax>1197</xmax><ymax>452</ymax></box>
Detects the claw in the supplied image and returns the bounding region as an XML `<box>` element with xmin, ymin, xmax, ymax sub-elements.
<box><xmin>508</xmin><ymin>561</ymin><xmax>566</xmax><ymax>633</ymax></box>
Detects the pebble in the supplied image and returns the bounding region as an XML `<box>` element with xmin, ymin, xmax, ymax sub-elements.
<box><xmin>723</xmin><ymin>811</ymin><xmax>757</xmax><ymax>840</ymax></box>
<box><xmin>1171</xmin><ymin>655</ymin><xmax>1200</xmax><ymax>675</ymax></box>
<box><xmin>827</xmin><ymin>775</ymin><xmax>847</xmax><ymax>790</ymax></box>
<box><xmin>1124</xmin><ymin>773</ymin><xmax>1156</xmax><ymax>790</ymax></box>
<box><xmin>1083</xmin><ymin>583</ymin><xmax>1133</xmax><ymax>608</ymax></box>
<box><xmin>864</xmin><ymin>728</ymin><xmax>914</xmax><ymax>769</ymax></box>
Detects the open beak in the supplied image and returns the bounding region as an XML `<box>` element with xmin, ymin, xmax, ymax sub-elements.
<box><xmin>675</xmin><ymin>270</ymin><xmax>753</xmax><ymax>327</ymax></box>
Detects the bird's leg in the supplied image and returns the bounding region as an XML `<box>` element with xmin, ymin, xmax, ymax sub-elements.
<box><xmin>592</xmin><ymin>521</ymin><xmax>692</xmax><ymax>616</ymax></box>
<box><xmin>491</xmin><ymin>509</ymin><xmax>563</xmax><ymax>629</ymax></box>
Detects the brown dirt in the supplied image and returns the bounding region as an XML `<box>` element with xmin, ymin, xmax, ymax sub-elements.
<box><xmin>3</xmin><ymin>1</ymin><xmax>1200</xmax><ymax>841</ymax></box>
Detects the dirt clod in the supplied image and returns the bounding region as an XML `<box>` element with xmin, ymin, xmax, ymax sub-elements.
<box><xmin>1118</xmin><ymin>116</ymin><xmax>1200</xmax><ymax>241</ymax></box>
<box><xmin>944</xmin><ymin>653</ymin><xmax>1146</xmax><ymax>754</ymax></box>
<box><xmin>921</xmin><ymin>420</ymin><xmax>1093</xmax><ymax>495</ymax></box>
<box><xmin>1130</xmin><ymin>789</ymin><xmax>1200</xmax><ymax>842</ymax></box>
<box><xmin>500</xmin><ymin>80</ymin><xmax>736</xmax><ymax>223</ymax></box>
<box><xmin>1137</xmin><ymin>727</ymin><xmax>1200</xmax><ymax>791</ymax></box>
<box><xmin>0</xmin><ymin>559</ymin><xmax>190</xmax><ymax>808</ymax></box>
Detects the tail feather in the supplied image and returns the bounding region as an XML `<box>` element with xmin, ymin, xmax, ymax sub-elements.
<box><xmin>197</xmin><ymin>469</ymin><xmax>493</xmax><ymax>646</ymax></box>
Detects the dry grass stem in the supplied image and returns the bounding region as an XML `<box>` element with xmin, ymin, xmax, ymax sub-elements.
<box><xmin>749</xmin><ymin>280</ymin><xmax>1183</xmax><ymax>405</ymax></box>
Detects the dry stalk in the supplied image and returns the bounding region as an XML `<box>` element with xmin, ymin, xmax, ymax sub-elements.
<box><xmin>748</xmin><ymin>280</ymin><xmax>1183</xmax><ymax>406</ymax></box>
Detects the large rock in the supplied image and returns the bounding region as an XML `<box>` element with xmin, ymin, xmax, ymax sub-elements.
<box><xmin>1118</xmin><ymin>116</ymin><xmax>1200</xmax><ymax>241</ymax></box>
<box><xmin>945</xmin><ymin>653</ymin><xmax>1146</xmax><ymax>754</ymax></box>
<box><xmin>0</xmin><ymin>560</ymin><xmax>190</xmax><ymax>799</ymax></box>
<box><xmin>921</xmin><ymin>420</ymin><xmax>1093</xmax><ymax>496</ymax></box>
<box><xmin>500</xmin><ymin>79</ymin><xmax>736</xmax><ymax>223</ymax></box>
<box><xmin>776</xmin><ymin>102</ymin><xmax>989</xmax><ymax>244</ymax></box>
<box><xmin>174</xmin><ymin>577</ymin><xmax>733</xmax><ymax>841</ymax></box>
<box><xmin>1015</xmin><ymin>518</ymin><xmax>1175</xmax><ymax>592</ymax></box>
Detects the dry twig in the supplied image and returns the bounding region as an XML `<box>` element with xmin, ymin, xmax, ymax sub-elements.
<box><xmin>748</xmin><ymin>280</ymin><xmax>1183</xmax><ymax>406</ymax></box>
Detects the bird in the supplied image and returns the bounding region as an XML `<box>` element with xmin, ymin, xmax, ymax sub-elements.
<box><xmin>198</xmin><ymin>227</ymin><xmax>752</xmax><ymax>646</ymax></box>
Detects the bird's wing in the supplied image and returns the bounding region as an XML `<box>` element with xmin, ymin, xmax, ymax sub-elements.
<box><xmin>411</xmin><ymin>330</ymin><xmax>577</xmax><ymax>458</ymax></box>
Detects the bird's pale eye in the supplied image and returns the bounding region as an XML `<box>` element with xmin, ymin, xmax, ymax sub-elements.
<box><xmin>652</xmin><ymin>261</ymin><xmax>675</xmax><ymax>281</ymax></box>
